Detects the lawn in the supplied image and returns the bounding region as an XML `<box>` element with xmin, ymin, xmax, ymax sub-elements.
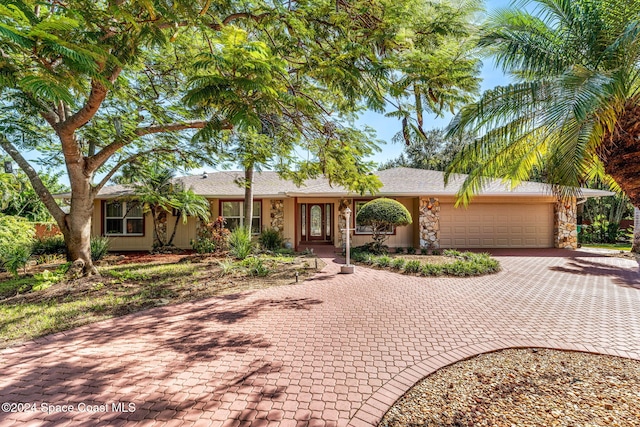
<box><xmin>0</xmin><ymin>252</ymin><xmax>324</xmax><ymax>349</ymax></box>
<box><xmin>581</xmin><ymin>243</ymin><xmax>632</xmax><ymax>251</ymax></box>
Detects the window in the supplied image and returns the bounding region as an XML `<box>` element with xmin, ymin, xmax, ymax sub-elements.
<box><xmin>221</xmin><ymin>200</ymin><xmax>261</xmax><ymax>234</ymax></box>
<box><xmin>104</xmin><ymin>201</ymin><xmax>144</xmax><ymax>236</ymax></box>
<box><xmin>354</xmin><ymin>199</ymin><xmax>395</xmax><ymax>235</ymax></box>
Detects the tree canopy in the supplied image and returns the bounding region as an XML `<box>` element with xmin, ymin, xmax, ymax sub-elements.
<box><xmin>0</xmin><ymin>0</ymin><xmax>482</xmax><ymax>274</ymax></box>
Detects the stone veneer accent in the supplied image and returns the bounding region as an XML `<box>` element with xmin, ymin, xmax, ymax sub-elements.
<box><xmin>419</xmin><ymin>197</ymin><xmax>440</xmax><ymax>250</ymax></box>
<box><xmin>337</xmin><ymin>198</ymin><xmax>353</xmax><ymax>249</ymax></box>
<box><xmin>554</xmin><ymin>198</ymin><xmax>577</xmax><ymax>249</ymax></box>
<box><xmin>270</xmin><ymin>199</ymin><xmax>285</xmax><ymax>233</ymax></box>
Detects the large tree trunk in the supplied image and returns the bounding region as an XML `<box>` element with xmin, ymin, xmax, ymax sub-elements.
<box><xmin>633</xmin><ymin>207</ymin><xmax>640</xmax><ymax>254</ymax></box>
<box><xmin>243</xmin><ymin>163</ymin><xmax>255</xmax><ymax>233</ymax></box>
<box><xmin>61</xmin><ymin>169</ymin><xmax>98</xmax><ymax>276</ymax></box>
<box><xmin>599</xmin><ymin>101</ymin><xmax>640</xmax><ymax>253</ymax></box>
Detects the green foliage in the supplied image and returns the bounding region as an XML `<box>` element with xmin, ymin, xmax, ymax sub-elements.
<box><xmin>217</xmin><ymin>259</ymin><xmax>237</xmax><ymax>276</ymax></box>
<box><xmin>3</xmin><ymin>245</ymin><xmax>31</xmax><ymax>277</ymax></box>
<box><xmin>420</xmin><ymin>263</ymin><xmax>443</xmax><ymax>276</ymax></box>
<box><xmin>374</xmin><ymin>255</ymin><xmax>392</xmax><ymax>268</ymax></box>
<box><xmin>443</xmin><ymin>249</ymin><xmax>462</xmax><ymax>257</ymax></box>
<box><xmin>0</xmin><ymin>169</ymin><xmax>68</xmax><ymax>222</ymax></box>
<box><xmin>446</xmin><ymin>0</ymin><xmax>640</xmax><ymax>206</ymax></box>
<box><xmin>32</xmin><ymin>235</ymin><xmax>66</xmax><ymax>256</ymax></box>
<box><xmin>579</xmin><ymin>215</ymin><xmax>625</xmax><ymax>244</ymax></box>
<box><xmin>0</xmin><ymin>214</ymin><xmax>35</xmax><ymax>275</ymax></box>
<box><xmin>90</xmin><ymin>236</ymin><xmax>110</xmax><ymax>261</ymax></box>
<box><xmin>228</xmin><ymin>227</ymin><xmax>253</xmax><ymax>260</ymax></box>
<box><xmin>259</xmin><ymin>228</ymin><xmax>284</xmax><ymax>251</ymax></box>
<box><xmin>241</xmin><ymin>257</ymin><xmax>270</xmax><ymax>277</ymax></box>
<box><xmin>192</xmin><ymin>217</ymin><xmax>230</xmax><ymax>254</ymax></box>
<box><xmin>404</xmin><ymin>260</ymin><xmax>422</xmax><ymax>273</ymax></box>
<box><xmin>407</xmin><ymin>246</ymin><xmax>416</xmax><ymax>255</ymax></box>
<box><xmin>356</xmin><ymin>198</ymin><xmax>413</xmax><ymax>253</ymax></box>
<box><xmin>391</xmin><ymin>258</ymin><xmax>406</xmax><ymax>270</ymax></box>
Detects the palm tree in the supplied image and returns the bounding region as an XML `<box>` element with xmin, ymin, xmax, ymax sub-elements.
<box><xmin>167</xmin><ymin>188</ymin><xmax>210</xmax><ymax>247</ymax></box>
<box><xmin>446</xmin><ymin>0</ymin><xmax>640</xmax><ymax>250</ymax></box>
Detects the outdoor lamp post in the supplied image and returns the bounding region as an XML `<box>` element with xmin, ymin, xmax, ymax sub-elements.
<box><xmin>341</xmin><ymin>207</ymin><xmax>355</xmax><ymax>274</ymax></box>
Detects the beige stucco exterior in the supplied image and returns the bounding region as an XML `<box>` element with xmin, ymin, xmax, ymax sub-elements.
<box><xmin>91</xmin><ymin>194</ymin><xmax>566</xmax><ymax>252</ymax></box>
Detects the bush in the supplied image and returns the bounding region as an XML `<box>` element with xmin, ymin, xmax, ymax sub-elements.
<box><xmin>421</xmin><ymin>263</ymin><xmax>443</xmax><ymax>276</ymax></box>
<box><xmin>90</xmin><ymin>236</ymin><xmax>111</xmax><ymax>261</ymax></box>
<box><xmin>3</xmin><ymin>246</ymin><xmax>31</xmax><ymax>277</ymax></box>
<box><xmin>0</xmin><ymin>215</ymin><xmax>35</xmax><ymax>275</ymax></box>
<box><xmin>192</xmin><ymin>216</ymin><xmax>230</xmax><ymax>254</ymax></box>
<box><xmin>407</xmin><ymin>246</ymin><xmax>416</xmax><ymax>254</ymax></box>
<box><xmin>228</xmin><ymin>227</ymin><xmax>253</xmax><ymax>260</ymax></box>
<box><xmin>356</xmin><ymin>198</ymin><xmax>412</xmax><ymax>253</ymax></box>
<box><xmin>241</xmin><ymin>257</ymin><xmax>270</xmax><ymax>277</ymax></box>
<box><xmin>259</xmin><ymin>228</ymin><xmax>284</xmax><ymax>251</ymax></box>
<box><xmin>32</xmin><ymin>235</ymin><xmax>66</xmax><ymax>256</ymax></box>
<box><xmin>374</xmin><ymin>255</ymin><xmax>391</xmax><ymax>267</ymax></box>
<box><xmin>391</xmin><ymin>258</ymin><xmax>406</xmax><ymax>270</ymax></box>
<box><xmin>404</xmin><ymin>260</ymin><xmax>421</xmax><ymax>273</ymax></box>
<box><xmin>443</xmin><ymin>249</ymin><xmax>461</xmax><ymax>257</ymax></box>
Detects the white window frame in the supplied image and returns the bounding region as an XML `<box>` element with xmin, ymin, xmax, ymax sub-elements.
<box><xmin>221</xmin><ymin>200</ymin><xmax>262</xmax><ymax>234</ymax></box>
<box><xmin>104</xmin><ymin>201</ymin><xmax>144</xmax><ymax>236</ymax></box>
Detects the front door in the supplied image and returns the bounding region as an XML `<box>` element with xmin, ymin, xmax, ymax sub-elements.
<box><xmin>300</xmin><ymin>203</ymin><xmax>332</xmax><ymax>242</ymax></box>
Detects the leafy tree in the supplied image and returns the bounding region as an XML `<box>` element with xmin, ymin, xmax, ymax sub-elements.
<box><xmin>444</xmin><ymin>0</ymin><xmax>640</xmax><ymax>251</ymax></box>
<box><xmin>128</xmin><ymin>165</ymin><xmax>210</xmax><ymax>249</ymax></box>
<box><xmin>379</xmin><ymin>128</ymin><xmax>475</xmax><ymax>171</ymax></box>
<box><xmin>0</xmin><ymin>163</ymin><xmax>68</xmax><ymax>222</ymax></box>
<box><xmin>0</xmin><ymin>214</ymin><xmax>35</xmax><ymax>276</ymax></box>
<box><xmin>356</xmin><ymin>198</ymin><xmax>412</xmax><ymax>253</ymax></box>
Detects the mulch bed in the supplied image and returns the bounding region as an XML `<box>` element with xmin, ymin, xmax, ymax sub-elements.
<box><xmin>380</xmin><ymin>348</ymin><xmax>640</xmax><ymax>427</ymax></box>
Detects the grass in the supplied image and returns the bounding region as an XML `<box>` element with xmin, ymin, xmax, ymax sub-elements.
<box><xmin>0</xmin><ymin>252</ymin><xmax>323</xmax><ymax>349</ymax></box>
<box><xmin>581</xmin><ymin>243</ymin><xmax>632</xmax><ymax>251</ymax></box>
<box><xmin>352</xmin><ymin>250</ymin><xmax>500</xmax><ymax>277</ymax></box>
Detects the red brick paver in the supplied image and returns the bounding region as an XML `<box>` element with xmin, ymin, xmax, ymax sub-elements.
<box><xmin>1</xmin><ymin>249</ymin><xmax>639</xmax><ymax>426</ymax></box>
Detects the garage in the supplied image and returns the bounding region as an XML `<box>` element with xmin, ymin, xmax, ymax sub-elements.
<box><xmin>439</xmin><ymin>202</ymin><xmax>554</xmax><ymax>248</ymax></box>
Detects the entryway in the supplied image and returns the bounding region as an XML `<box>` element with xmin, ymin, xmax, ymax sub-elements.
<box><xmin>299</xmin><ymin>203</ymin><xmax>333</xmax><ymax>244</ymax></box>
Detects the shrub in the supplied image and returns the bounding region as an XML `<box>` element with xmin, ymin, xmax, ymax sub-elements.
<box><xmin>192</xmin><ymin>216</ymin><xmax>230</xmax><ymax>254</ymax></box>
<box><xmin>0</xmin><ymin>215</ymin><xmax>35</xmax><ymax>275</ymax></box>
<box><xmin>356</xmin><ymin>198</ymin><xmax>412</xmax><ymax>253</ymax></box>
<box><xmin>390</xmin><ymin>258</ymin><xmax>406</xmax><ymax>270</ymax></box>
<box><xmin>32</xmin><ymin>235</ymin><xmax>67</xmax><ymax>256</ymax></box>
<box><xmin>375</xmin><ymin>255</ymin><xmax>391</xmax><ymax>267</ymax></box>
<box><xmin>3</xmin><ymin>246</ymin><xmax>31</xmax><ymax>277</ymax></box>
<box><xmin>241</xmin><ymin>257</ymin><xmax>270</xmax><ymax>277</ymax></box>
<box><xmin>443</xmin><ymin>249</ymin><xmax>462</xmax><ymax>258</ymax></box>
<box><xmin>276</xmin><ymin>248</ymin><xmax>295</xmax><ymax>256</ymax></box>
<box><xmin>421</xmin><ymin>263</ymin><xmax>443</xmax><ymax>276</ymax></box>
<box><xmin>404</xmin><ymin>260</ymin><xmax>421</xmax><ymax>273</ymax></box>
<box><xmin>395</xmin><ymin>247</ymin><xmax>405</xmax><ymax>254</ymax></box>
<box><xmin>432</xmin><ymin>249</ymin><xmax>441</xmax><ymax>256</ymax></box>
<box><xmin>90</xmin><ymin>236</ymin><xmax>111</xmax><ymax>261</ymax></box>
<box><xmin>228</xmin><ymin>227</ymin><xmax>253</xmax><ymax>260</ymax></box>
<box><xmin>420</xmin><ymin>247</ymin><xmax>428</xmax><ymax>255</ymax></box>
<box><xmin>407</xmin><ymin>246</ymin><xmax>416</xmax><ymax>254</ymax></box>
<box><xmin>218</xmin><ymin>259</ymin><xmax>237</xmax><ymax>276</ymax></box>
<box><xmin>259</xmin><ymin>228</ymin><xmax>284</xmax><ymax>251</ymax></box>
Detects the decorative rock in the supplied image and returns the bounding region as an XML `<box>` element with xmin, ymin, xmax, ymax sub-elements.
<box><xmin>419</xmin><ymin>197</ymin><xmax>440</xmax><ymax>250</ymax></box>
<box><xmin>554</xmin><ymin>198</ymin><xmax>578</xmax><ymax>249</ymax></box>
<box><xmin>270</xmin><ymin>199</ymin><xmax>285</xmax><ymax>232</ymax></box>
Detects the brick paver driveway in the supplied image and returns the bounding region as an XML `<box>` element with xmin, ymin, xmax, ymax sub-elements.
<box><xmin>1</xmin><ymin>249</ymin><xmax>640</xmax><ymax>426</ymax></box>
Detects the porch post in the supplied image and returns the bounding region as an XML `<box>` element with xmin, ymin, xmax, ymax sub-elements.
<box><xmin>419</xmin><ymin>197</ymin><xmax>440</xmax><ymax>250</ymax></box>
<box><xmin>554</xmin><ymin>197</ymin><xmax>578</xmax><ymax>249</ymax></box>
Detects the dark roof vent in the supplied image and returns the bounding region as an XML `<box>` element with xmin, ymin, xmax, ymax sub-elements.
<box><xmin>202</xmin><ymin>172</ymin><xmax>208</xmax><ymax>179</ymax></box>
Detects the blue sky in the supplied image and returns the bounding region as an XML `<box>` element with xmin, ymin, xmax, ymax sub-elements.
<box><xmin>358</xmin><ymin>0</ymin><xmax>515</xmax><ymax>165</ymax></box>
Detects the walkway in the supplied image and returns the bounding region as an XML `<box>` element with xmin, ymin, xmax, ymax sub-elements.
<box><xmin>1</xmin><ymin>250</ymin><xmax>639</xmax><ymax>426</ymax></box>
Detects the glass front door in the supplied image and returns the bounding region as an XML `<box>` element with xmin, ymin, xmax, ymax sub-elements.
<box><xmin>300</xmin><ymin>203</ymin><xmax>332</xmax><ymax>242</ymax></box>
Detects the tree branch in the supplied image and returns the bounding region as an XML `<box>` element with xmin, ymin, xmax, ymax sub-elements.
<box><xmin>89</xmin><ymin>120</ymin><xmax>229</xmax><ymax>172</ymax></box>
<box><xmin>0</xmin><ymin>134</ymin><xmax>66</xmax><ymax>226</ymax></box>
<box><xmin>60</xmin><ymin>68</ymin><xmax>122</xmax><ymax>134</ymax></box>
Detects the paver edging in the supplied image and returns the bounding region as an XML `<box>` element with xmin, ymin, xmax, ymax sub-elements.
<box><xmin>348</xmin><ymin>340</ymin><xmax>640</xmax><ymax>427</ymax></box>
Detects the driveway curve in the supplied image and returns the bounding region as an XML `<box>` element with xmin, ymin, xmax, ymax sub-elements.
<box><xmin>1</xmin><ymin>249</ymin><xmax>639</xmax><ymax>426</ymax></box>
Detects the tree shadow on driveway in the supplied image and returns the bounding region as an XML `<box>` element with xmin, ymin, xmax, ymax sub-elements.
<box><xmin>549</xmin><ymin>258</ymin><xmax>640</xmax><ymax>289</ymax></box>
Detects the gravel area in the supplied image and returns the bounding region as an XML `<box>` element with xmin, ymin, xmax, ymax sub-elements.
<box><xmin>380</xmin><ymin>348</ymin><xmax>640</xmax><ymax>427</ymax></box>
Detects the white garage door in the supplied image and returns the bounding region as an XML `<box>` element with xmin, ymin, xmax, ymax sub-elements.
<box><xmin>440</xmin><ymin>203</ymin><xmax>554</xmax><ymax>248</ymax></box>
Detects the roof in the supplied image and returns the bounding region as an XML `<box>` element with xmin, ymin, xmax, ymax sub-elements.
<box><xmin>75</xmin><ymin>167</ymin><xmax>614</xmax><ymax>199</ymax></box>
